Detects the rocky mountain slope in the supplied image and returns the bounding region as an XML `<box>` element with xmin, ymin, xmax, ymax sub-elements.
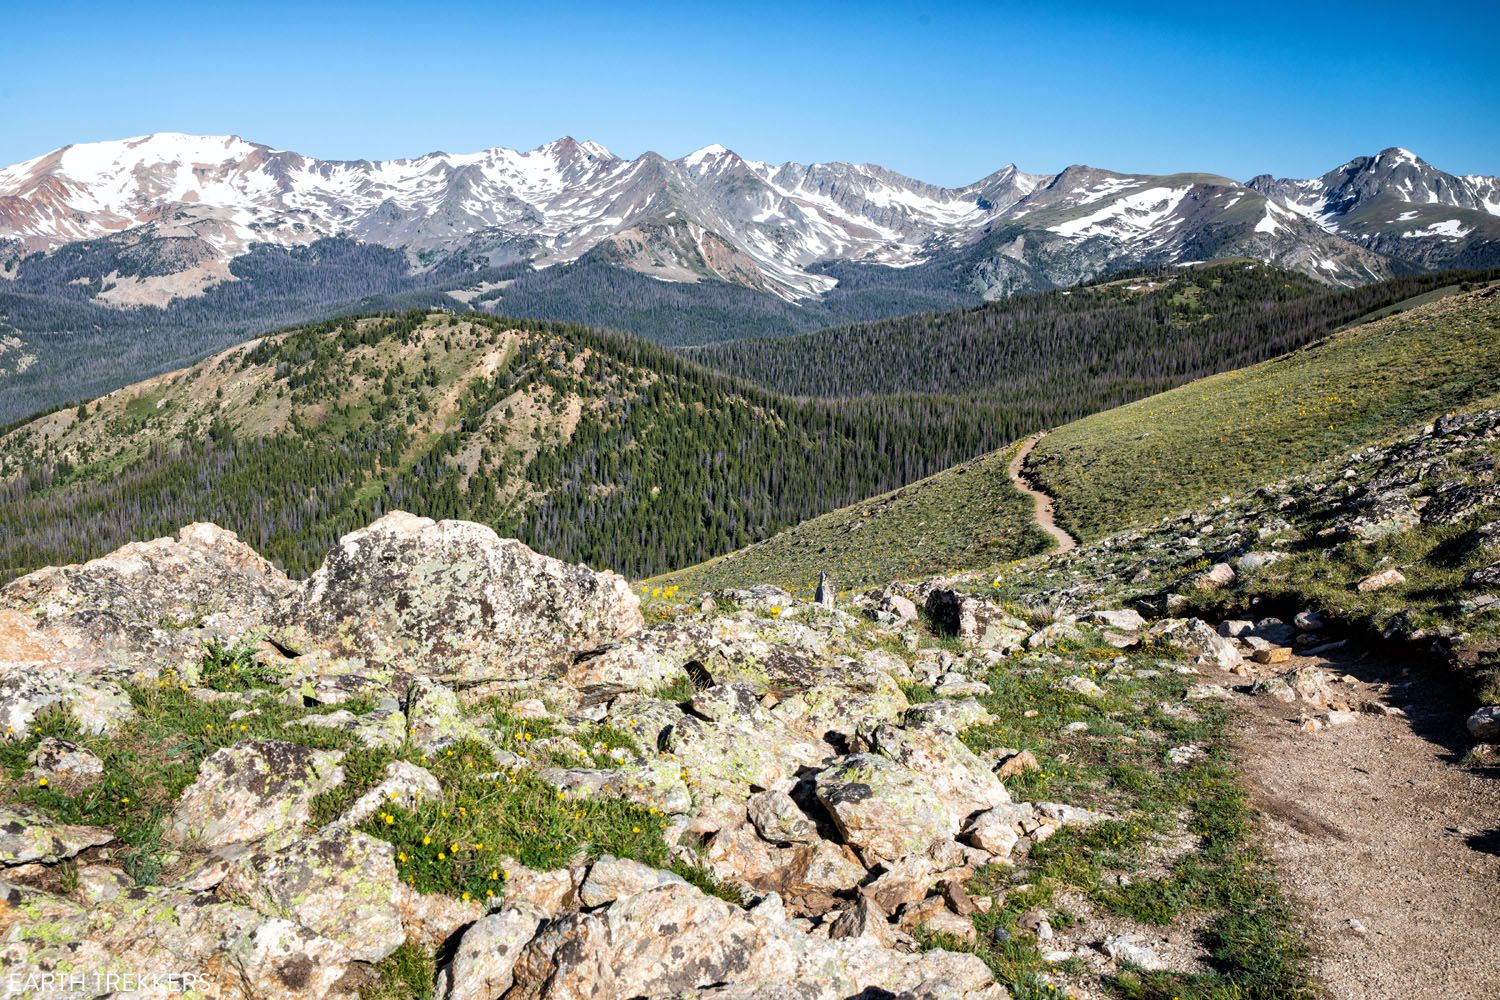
<box><xmin>7</xmin><ymin>399</ymin><xmax>1498</xmax><ymax>997</ymax></box>
<box><xmin>0</xmin><ymin>507</ymin><xmax>1315</xmax><ymax>1000</ymax></box>
<box><xmin>4</xmin><ymin>274</ymin><xmax>1500</xmax><ymax>1000</ymax></box>
<box><xmin>1249</xmin><ymin>147</ymin><xmax>1500</xmax><ymax>273</ymax></box>
<box><xmin>3</xmin><ymin>136</ymin><xmax>1494</xmax><ymax>418</ymax></box>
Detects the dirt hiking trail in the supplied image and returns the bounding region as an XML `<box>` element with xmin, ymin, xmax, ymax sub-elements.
<box><xmin>1009</xmin><ymin>433</ymin><xmax>1077</xmax><ymax>554</ymax></box>
<box><xmin>1216</xmin><ymin>646</ymin><xmax>1500</xmax><ymax>1000</ymax></box>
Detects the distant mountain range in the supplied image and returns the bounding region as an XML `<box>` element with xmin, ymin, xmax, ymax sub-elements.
<box><xmin>0</xmin><ymin>133</ymin><xmax>1496</xmax><ymax>420</ymax></box>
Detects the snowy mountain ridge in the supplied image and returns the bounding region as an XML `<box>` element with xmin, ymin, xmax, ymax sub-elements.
<box><xmin>1</xmin><ymin>134</ymin><xmax>1496</xmax><ymax>305</ymax></box>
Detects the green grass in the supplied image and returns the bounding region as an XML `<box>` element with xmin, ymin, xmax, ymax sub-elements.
<box><xmin>1031</xmin><ymin>283</ymin><xmax>1500</xmax><ymax>542</ymax></box>
<box><xmin>930</xmin><ymin>629</ymin><xmax>1313</xmax><ymax>999</ymax></box>
<box><xmin>197</xmin><ymin>636</ymin><xmax>283</xmax><ymax>692</ymax></box>
<box><xmin>2</xmin><ymin>675</ymin><xmax>679</xmax><ymax>905</ymax></box>
<box><xmin>652</xmin><ymin>440</ymin><xmax>1052</xmax><ymax>595</ymax></box>
<box><xmin>0</xmin><ymin>677</ymin><xmax>356</xmax><ymax>884</ymax></box>
<box><xmin>361</xmin><ymin>942</ymin><xmax>436</xmax><ymax>1000</ymax></box>
<box><xmin>353</xmin><ymin>737</ymin><xmax>671</xmax><ymax>902</ymax></box>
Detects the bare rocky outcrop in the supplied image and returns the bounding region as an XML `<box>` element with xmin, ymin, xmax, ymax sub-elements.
<box><xmin>497</xmin><ymin>878</ymin><xmax>1005</xmax><ymax>1000</ymax></box>
<box><xmin>0</xmin><ymin>514</ymin><xmax>1135</xmax><ymax>1000</ymax></box>
<box><xmin>269</xmin><ymin>511</ymin><xmax>642</xmax><ymax>685</ymax></box>
<box><xmin>0</xmin><ymin>523</ymin><xmax>292</xmax><ymax>735</ymax></box>
<box><xmin>165</xmin><ymin>740</ymin><xmax>346</xmax><ymax>850</ymax></box>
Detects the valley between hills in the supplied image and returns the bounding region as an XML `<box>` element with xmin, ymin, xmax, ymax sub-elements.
<box><xmin>1</xmin><ymin>266</ymin><xmax>1498</xmax><ymax>999</ymax></box>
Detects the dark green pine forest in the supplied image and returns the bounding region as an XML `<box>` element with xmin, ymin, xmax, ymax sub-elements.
<box><xmin>684</xmin><ymin>263</ymin><xmax>1497</xmax><ymax>412</ymax></box>
<box><xmin>1</xmin><ymin>263</ymin><xmax>1489</xmax><ymax>583</ymax></box>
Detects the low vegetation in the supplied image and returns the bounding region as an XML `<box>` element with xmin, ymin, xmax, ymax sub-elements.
<box><xmin>1031</xmin><ymin>281</ymin><xmax>1500</xmax><ymax>542</ymax></box>
<box><xmin>946</xmin><ymin>632</ymin><xmax>1311</xmax><ymax>999</ymax></box>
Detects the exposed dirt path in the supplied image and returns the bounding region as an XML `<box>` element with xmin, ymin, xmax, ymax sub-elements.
<box><xmin>1009</xmin><ymin>433</ymin><xmax>1077</xmax><ymax>554</ymax></box>
<box><xmin>1218</xmin><ymin>647</ymin><xmax>1500</xmax><ymax>1000</ymax></box>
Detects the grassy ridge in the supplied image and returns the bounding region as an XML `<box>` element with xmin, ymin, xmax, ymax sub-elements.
<box><xmin>1031</xmin><ymin>283</ymin><xmax>1500</xmax><ymax>541</ymax></box>
<box><xmin>653</xmin><ymin>441</ymin><xmax>1052</xmax><ymax>595</ymax></box>
<box><xmin>661</xmin><ymin>281</ymin><xmax>1500</xmax><ymax>598</ymax></box>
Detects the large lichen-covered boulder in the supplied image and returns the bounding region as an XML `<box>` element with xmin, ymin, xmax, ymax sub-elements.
<box><xmin>0</xmin><ymin>523</ymin><xmax>291</xmax><ymax>735</ymax></box>
<box><xmin>814</xmin><ymin>753</ymin><xmax>962</xmax><ymax>865</ymax></box>
<box><xmin>664</xmin><ymin>699</ymin><xmax>825</xmax><ymax>819</ymax></box>
<box><xmin>1</xmin><ymin>523</ymin><xmax>293</xmax><ymax>678</ymax></box>
<box><xmin>219</xmin><ymin>828</ymin><xmax>404</xmax><ymax>963</ymax></box>
<box><xmin>869</xmin><ymin>724</ymin><xmax>1010</xmax><ymax>818</ymax></box>
<box><xmin>0</xmin><ymin>664</ymin><xmax>135</xmax><ymax>738</ymax></box>
<box><xmin>270</xmin><ymin>512</ymin><xmax>642</xmax><ymax>683</ymax></box>
<box><xmin>165</xmin><ymin>740</ymin><xmax>345</xmax><ymax>850</ymax></box>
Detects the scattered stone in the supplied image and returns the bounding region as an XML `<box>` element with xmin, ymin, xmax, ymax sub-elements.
<box><xmin>1185</xmin><ymin>683</ymin><xmax>1233</xmax><ymax>701</ymax></box>
<box><xmin>1253</xmin><ymin>667</ymin><xmax>1339</xmax><ymax>710</ymax></box>
<box><xmin>1218</xmin><ymin>620</ymin><xmax>1255</xmax><ymax>638</ymax></box>
<box><xmin>1103</xmin><ymin>933</ymin><xmax>1168</xmax><ymax>971</ymax></box>
<box><xmin>1057</xmin><ymin>675</ymin><xmax>1105</xmax><ymax>698</ymax></box>
<box><xmin>509</xmin><ymin>698</ymin><xmax>552</xmax><ymax>720</ymax></box>
<box><xmin>1253</xmin><ymin>646</ymin><xmax>1292</xmax><ymax>665</ymax></box>
<box><xmin>578</xmin><ymin>855</ymin><xmax>687</xmax><ymax>907</ymax></box>
<box><xmin>1294</xmin><ymin>610</ymin><xmax>1328</xmax><ymax>632</ymax></box>
<box><xmin>438</xmin><ymin>907</ymin><xmax>544</xmax><ymax>1000</ymax></box>
<box><xmin>942</xmin><ymin>879</ymin><xmax>977</xmax><ymax>917</ymax></box>
<box><xmin>1167</xmin><ymin>745</ymin><xmax>1202</xmax><ymax>765</ymax></box>
<box><xmin>1356</xmin><ymin>568</ymin><xmax>1406</xmax><ymax>592</ymax></box>
<box><xmin>333</xmin><ymin>759</ymin><xmax>442</xmax><ymax>828</ymax></box>
<box><xmin>994</xmin><ymin>749</ymin><xmax>1041</xmax><ymax>779</ymax></box>
<box><xmin>746</xmin><ymin>789</ymin><xmax>817</xmax><ymax>845</ymax></box>
<box><xmin>1089</xmin><ymin>608</ymin><xmax>1146</xmax><ymax>630</ymax></box>
<box><xmin>0</xmin><ymin>805</ymin><xmax>113</xmax><ymax>866</ymax></box>
<box><xmin>1192</xmin><ymin>562</ymin><xmax>1236</xmax><ymax>590</ymax></box>
<box><xmin>1468</xmin><ymin>706</ymin><xmax>1500</xmax><ymax>740</ymax></box>
<box><xmin>828</xmin><ymin>896</ymin><xmax>895</xmax><ymax>947</ymax></box>
<box><xmin>924</xmin><ymin>589</ymin><xmax>1030</xmax><ymax>650</ymax></box>
<box><xmin>29</xmin><ymin>738</ymin><xmax>104</xmax><ymax>790</ymax></box>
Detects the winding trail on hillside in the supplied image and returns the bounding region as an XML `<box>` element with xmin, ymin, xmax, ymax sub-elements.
<box><xmin>1008</xmin><ymin>433</ymin><xmax>1077</xmax><ymax>554</ymax></box>
<box><xmin>1213</xmin><ymin>648</ymin><xmax>1500</xmax><ymax>999</ymax></box>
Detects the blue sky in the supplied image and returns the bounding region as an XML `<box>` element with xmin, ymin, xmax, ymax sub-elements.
<box><xmin>4</xmin><ymin>0</ymin><xmax>1497</xmax><ymax>184</ymax></box>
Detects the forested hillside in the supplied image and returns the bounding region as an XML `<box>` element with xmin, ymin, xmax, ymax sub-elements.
<box><xmin>660</xmin><ymin>280</ymin><xmax>1500</xmax><ymax>594</ymax></box>
<box><xmin>0</xmin><ymin>311</ymin><xmax>1019</xmax><ymax>582</ymax></box>
<box><xmin>686</xmin><ymin>264</ymin><xmax>1498</xmax><ymax>424</ymax></box>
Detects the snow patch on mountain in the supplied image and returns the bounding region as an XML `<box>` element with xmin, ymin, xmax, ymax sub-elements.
<box><xmin>1049</xmin><ymin>186</ymin><xmax>1190</xmax><ymax>239</ymax></box>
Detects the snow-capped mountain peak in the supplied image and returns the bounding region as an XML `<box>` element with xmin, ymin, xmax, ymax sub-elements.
<box><xmin>1</xmin><ymin>134</ymin><xmax>1495</xmax><ymax>308</ymax></box>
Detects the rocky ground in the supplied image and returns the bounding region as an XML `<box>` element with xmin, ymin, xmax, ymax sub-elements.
<box><xmin>0</xmin><ymin>410</ymin><xmax>1497</xmax><ymax>999</ymax></box>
